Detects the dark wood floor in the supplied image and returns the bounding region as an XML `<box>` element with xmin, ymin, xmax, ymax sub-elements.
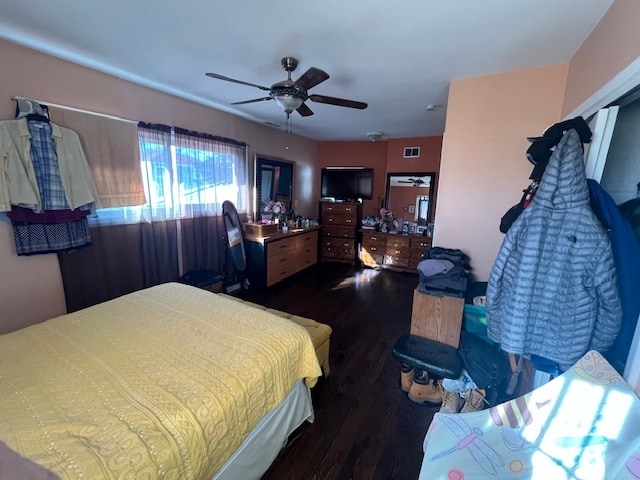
<box><xmin>236</xmin><ymin>262</ymin><xmax>438</xmax><ymax>480</ymax></box>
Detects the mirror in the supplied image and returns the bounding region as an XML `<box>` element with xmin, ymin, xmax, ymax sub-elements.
<box><xmin>385</xmin><ymin>173</ymin><xmax>435</xmax><ymax>229</ymax></box>
<box><xmin>255</xmin><ymin>155</ymin><xmax>294</xmax><ymax>218</ymax></box>
<box><xmin>222</xmin><ymin>200</ymin><xmax>248</xmax><ymax>291</ymax></box>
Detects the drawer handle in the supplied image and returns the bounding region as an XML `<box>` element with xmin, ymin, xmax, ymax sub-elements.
<box><xmin>345</xmin><ymin>219</ymin><xmax>352</xmax><ymax>223</ymax></box>
<box><xmin>370</xmin><ymin>247</ymin><xmax>378</xmax><ymax>251</ymax></box>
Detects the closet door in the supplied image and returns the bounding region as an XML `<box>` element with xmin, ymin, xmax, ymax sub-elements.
<box><xmin>584</xmin><ymin>106</ymin><xmax>619</xmax><ymax>181</ymax></box>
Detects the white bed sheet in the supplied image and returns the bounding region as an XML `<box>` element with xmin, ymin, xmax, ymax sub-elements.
<box><xmin>213</xmin><ymin>379</ymin><xmax>314</xmax><ymax>480</ymax></box>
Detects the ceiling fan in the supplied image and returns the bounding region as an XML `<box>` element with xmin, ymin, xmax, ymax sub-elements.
<box><xmin>398</xmin><ymin>177</ymin><xmax>427</xmax><ymax>187</ymax></box>
<box><xmin>205</xmin><ymin>57</ymin><xmax>367</xmax><ymax>120</ymax></box>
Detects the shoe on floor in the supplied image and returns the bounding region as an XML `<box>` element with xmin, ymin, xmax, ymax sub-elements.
<box><xmin>408</xmin><ymin>371</ymin><xmax>442</xmax><ymax>405</ymax></box>
<box><xmin>400</xmin><ymin>363</ymin><xmax>414</xmax><ymax>393</ymax></box>
<box><xmin>439</xmin><ymin>386</ymin><xmax>463</xmax><ymax>414</ymax></box>
<box><xmin>460</xmin><ymin>388</ymin><xmax>488</xmax><ymax>413</ymax></box>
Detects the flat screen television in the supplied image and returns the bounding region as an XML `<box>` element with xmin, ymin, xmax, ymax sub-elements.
<box><xmin>320</xmin><ymin>168</ymin><xmax>373</xmax><ymax>200</ymax></box>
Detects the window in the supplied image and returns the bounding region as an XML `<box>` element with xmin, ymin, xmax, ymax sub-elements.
<box><xmin>93</xmin><ymin>124</ymin><xmax>247</xmax><ymax>225</ymax></box>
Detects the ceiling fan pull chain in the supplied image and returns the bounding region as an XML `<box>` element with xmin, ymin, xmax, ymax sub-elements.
<box><xmin>286</xmin><ymin>113</ymin><xmax>292</xmax><ymax>134</ymax></box>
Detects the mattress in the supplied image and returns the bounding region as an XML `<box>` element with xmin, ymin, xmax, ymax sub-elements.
<box><xmin>0</xmin><ymin>283</ymin><xmax>321</xmax><ymax>479</ymax></box>
<box><xmin>419</xmin><ymin>350</ymin><xmax>640</xmax><ymax>479</ymax></box>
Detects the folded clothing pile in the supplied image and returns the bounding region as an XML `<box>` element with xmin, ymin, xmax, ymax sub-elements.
<box><xmin>416</xmin><ymin>247</ymin><xmax>471</xmax><ymax>296</ymax></box>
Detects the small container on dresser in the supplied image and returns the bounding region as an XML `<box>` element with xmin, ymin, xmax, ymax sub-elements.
<box><xmin>319</xmin><ymin>201</ymin><xmax>362</xmax><ymax>265</ymax></box>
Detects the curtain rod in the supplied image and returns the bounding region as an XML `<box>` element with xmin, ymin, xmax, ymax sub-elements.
<box><xmin>11</xmin><ymin>96</ymin><xmax>138</xmax><ymax>124</ymax></box>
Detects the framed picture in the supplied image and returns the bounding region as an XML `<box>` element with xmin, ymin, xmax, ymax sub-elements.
<box><xmin>417</xmin><ymin>226</ymin><xmax>426</xmax><ymax>234</ymax></box>
<box><xmin>407</xmin><ymin>205</ymin><xmax>415</xmax><ymax>214</ymax></box>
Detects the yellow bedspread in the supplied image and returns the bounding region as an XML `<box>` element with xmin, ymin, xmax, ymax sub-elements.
<box><xmin>0</xmin><ymin>283</ymin><xmax>321</xmax><ymax>479</ymax></box>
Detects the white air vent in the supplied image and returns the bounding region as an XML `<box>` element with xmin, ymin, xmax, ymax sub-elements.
<box><xmin>403</xmin><ymin>147</ymin><xmax>420</xmax><ymax>158</ymax></box>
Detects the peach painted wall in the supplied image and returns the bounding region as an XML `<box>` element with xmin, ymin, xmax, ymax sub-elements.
<box><xmin>386</xmin><ymin>137</ymin><xmax>442</xmax><ymax>173</ymax></box>
<box><xmin>434</xmin><ymin>64</ymin><xmax>569</xmax><ymax>281</ymax></box>
<box><xmin>317</xmin><ymin>136</ymin><xmax>442</xmax><ymax>219</ymax></box>
<box><xmin>562</xmin><ymin>0</ymin><xmax>640</xmax><ymax>116</ymax></box>
<box><xmin>0</xmin><ymin>38</ymin><xmax>317</xmax><ymax>331</ymax></box>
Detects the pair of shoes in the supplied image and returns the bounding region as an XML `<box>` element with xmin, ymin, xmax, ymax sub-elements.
<box><xmin>400</xmin><ymin>363</ymin><xmax>413</xmax><ymax>393</ymax></box>
<box><xmin>438</xmin><ymin>387</ymin><xmax>488</xmax><ymax>414</ymax></box>
<box><xmin>439</xmin><ymin>387</ymin><xmax>463</xmax><ymax>414</ymax></box>
<box><xmin>460</xmin><ymin>388</ymin><xmax>488</xmax><ymax>413</ymax></box>
<box><xmin>408</xmin><ymin>370</ymin><xmax>443</xmax><ymax>405</ymax></box>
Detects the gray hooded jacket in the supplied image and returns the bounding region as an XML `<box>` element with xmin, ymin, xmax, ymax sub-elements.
<box><xmin>486</xmin><ymin>129</ymin><xmax>622</xmax><ymax>370</ymax></box>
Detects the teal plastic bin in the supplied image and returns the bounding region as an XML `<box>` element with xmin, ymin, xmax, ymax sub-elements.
<box><xmin>463</xmin><ymin>304</ymin><xmax>492</xmax><ymax>344</ymax></box>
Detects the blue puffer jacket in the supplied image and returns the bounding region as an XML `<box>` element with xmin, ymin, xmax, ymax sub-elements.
<box><xmin>486</xmin><ymin>130</ymin><xmax>622</xmax><ymax>371</ymax></box>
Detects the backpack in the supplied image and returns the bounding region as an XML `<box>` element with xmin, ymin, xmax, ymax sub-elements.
<box><xmin>499</xmin><ymin>182</ymin><xmax>538</xmax><ymax>234</ymax></box>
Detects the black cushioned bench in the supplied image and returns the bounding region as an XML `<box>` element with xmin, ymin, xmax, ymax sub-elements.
<box><xmin>392</xmin><ymin>333</ymin><xmax>463</xmax><ymax>379</ymax></box>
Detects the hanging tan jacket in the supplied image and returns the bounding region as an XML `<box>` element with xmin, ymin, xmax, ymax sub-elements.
<box><xmin>0</xmin><ymin>118</ymin><xmax>101</xmax><ymax>212</ymax></box>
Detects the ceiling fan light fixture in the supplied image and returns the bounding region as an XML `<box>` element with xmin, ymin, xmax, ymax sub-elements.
<box><xmin>274</xmin><ymin>94</ymin><xmax>304</xmax><ymax>114</ymax></box>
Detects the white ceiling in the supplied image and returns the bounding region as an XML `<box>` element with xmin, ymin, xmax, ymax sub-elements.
<box><xmin>0</xmin><ymin>0</ymin><xmax>613</xmax><ymax>141</ymax></box>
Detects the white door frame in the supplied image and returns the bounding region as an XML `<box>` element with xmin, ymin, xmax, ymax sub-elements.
<box><xmin>569</xmin><ymin>55</ymin><xmax>640</xmax><ymax>391</ymax></box>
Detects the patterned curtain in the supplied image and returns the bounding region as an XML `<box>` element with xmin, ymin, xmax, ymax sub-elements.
<box><xmin>59</xmin><ymin>123</ymin><xmax>247</xmax><ymax>311</ymax></box>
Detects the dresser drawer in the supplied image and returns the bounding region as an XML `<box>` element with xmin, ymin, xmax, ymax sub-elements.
<box><xmin>266</xmin><ymin>237</ymin><xmax>296</xmax><ymax>259</ymax></box>
<box><xmin>268</xmin><ymin>250</ymin><xmax>295</xmax><ymax>270</ymax></box>
<box><xmin>384</xmin><ymin>254</ymin><xmax>410</xmax><ymax>268</ymax></box>
<box><xmin>295</xmin><ymin>231</ymin><xmax>318</xmax><ymax>248</ymax></box>
<box><xmin>321</xmin><ymin>203</ymin><xmax>359</xmax><ymax>216</ymax></box>
<box><xmin>361</xmin><ymin>231</ymin><xmax>386</xmax><ymax>247</ymax></box>
<box><xmin>322</xmin><ymin>212</ymin><xmax>357</xmax><ymax>226</ymax></box>
<box><xmin>267</xmin><ymin>260</ymin><xmax>297</xmax><ymax>286</ymax></box>
<box><xmin>411</xmin><ymin>237</ymin><xmax>432</xmax><ymax>251</ymax></box>
<box><xmin>322</xmin><ymin>225</ymin><xmax>355</xmax><ymax>238</ymax></box>
<box><xmin>362</xmin><ymin>243</ymin><xmax>384</xmax><ymax>255</ymax></box>
<box><xmin>411</xmin><ymin>250</ymin><xmax>427</xmax><ymax>266</ymax></box>
<box><xmin>360</xmin><ymin>250</ymin><xmax>384</xmax><ymax>267</ymax></box>
<box><xmin>386</xmin><ymin>235</ymin><xmax>411</xmax><ymax>249</ymax></box>
<box><xmin>321</xmin><ymin>238</ymin><xmax>355</xmax><ymax>258</ymax></box>
<box><xmin>296</xmin><ymin>246</ymin><xmax>318</xmax><ymax>270</ymax></box>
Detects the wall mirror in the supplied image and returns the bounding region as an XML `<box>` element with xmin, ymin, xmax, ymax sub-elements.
<box><xmin>385</xmin><ymin>173</ymin><xmax>435</xmax><ymax>228</ymax></box>
<box><xmin>255</xmin><ymin>155</ymin><xmax>294</xmax><ymax>217</ymax></box>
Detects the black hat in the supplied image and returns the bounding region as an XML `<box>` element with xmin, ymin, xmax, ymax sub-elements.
<box><xmin>527</xmin><ymin>140</ymin><xmax>555</xmax><ymax>180</ymax></box>
<box><xmin>527</xmin><ymin>116</ymin><xmax>592</xmax><ymax>145</ymax></box>
<box><xmin>526</xmin><ymin>116</ymin><xmax>591</xmax><ymax>180</ymax></box>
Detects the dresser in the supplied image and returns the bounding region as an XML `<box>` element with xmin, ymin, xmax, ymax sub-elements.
<box><xmin>360</xmin><ymin>231</ymin><xmax>432</xmax><ymax>272</ymax></box>
<box><xmin>319</xmin><ymin>201</ymin><xmax>361</xmax><ymax>265</ymax></box>
<box><xmin>245</xmin><ymin>227</ymin><xmax>319</xmax><ymax>288</ymax></box>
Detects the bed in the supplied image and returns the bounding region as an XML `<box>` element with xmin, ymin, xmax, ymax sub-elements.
<box><xmin>419</xmin><ymin>350</ymin><xmax>640</xmax><ymax>480</ymax></box>
<box><xmin>0</xmin><ymin>282</ymin><xmax>322</xmax><ymax>479</ymax></box>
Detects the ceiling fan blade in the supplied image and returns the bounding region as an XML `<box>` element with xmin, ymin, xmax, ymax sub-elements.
<box><xmin>205</xmin><ymin>72</ymin><xmax>271</xmax><ymax>92</ymax></box>
<box><xmin>308</xmin><ymin>94</ymin><xmax>367</xmax><ymax>110</ymax></box>
<box><xmin>296</xmin><ymin>103</ymin><xmax>314</xmax><ymax>117</ymax></box>
<box><xmin>230</xmin><ymin>97</ymin><xmax>273</xmax><ymax>105</ymax></box>
<box><xmin>398</xmin><ymin>181</ymin><xmax>413</xmax><ymax>183</ymax></box>
<box><xmin>294</xmin><ymin>67</ymin><xmax>330</xmax><ymax>91</ymax></box>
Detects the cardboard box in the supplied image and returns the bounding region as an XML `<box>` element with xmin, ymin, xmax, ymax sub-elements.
<box><xmin>243</xmin><ymin>222</ymin><xmax>278</xmax><ymax>237</ymax></box>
